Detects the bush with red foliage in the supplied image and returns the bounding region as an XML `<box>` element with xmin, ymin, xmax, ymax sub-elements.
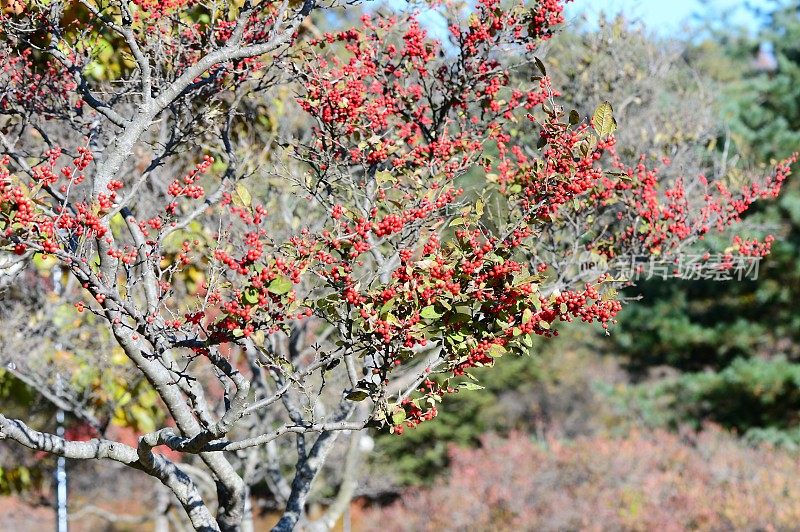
<box><xmin>365</xmin><ymin>427</ymin><xmax>800</xmax><ymax>531</ymax></box>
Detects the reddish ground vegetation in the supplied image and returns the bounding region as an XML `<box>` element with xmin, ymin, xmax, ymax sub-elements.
<box><xmin>360</xmin><ymin>427</ymin><xmax>800</xmax><ymax>531</ymax></box>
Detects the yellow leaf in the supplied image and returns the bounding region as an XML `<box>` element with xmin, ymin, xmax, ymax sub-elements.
<box><xmin>234</xmin><ymin>183</ymin><xmax>252</xmax><ymax>207</ymax></box>
<box><xmin>593</xmin><ymin>101</ymin><xmax>617</xmax><ymax>138</ymax></box>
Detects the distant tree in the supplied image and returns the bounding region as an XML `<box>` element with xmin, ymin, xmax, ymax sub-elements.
<box><xmin>0</xmin><ymin>0</ymin><xmax>791</xmax><ymax>529</ymax></box>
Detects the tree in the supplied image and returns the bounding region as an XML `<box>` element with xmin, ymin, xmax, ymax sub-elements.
<box><xmin>0</xmin><ymin>0</ymin><xmax>792</xmax><ymax>530</ymax></box>
<box><xmin>373</xmin><ymin>13</ymin><xmax>788</xmax><ymax>487</ymax></box>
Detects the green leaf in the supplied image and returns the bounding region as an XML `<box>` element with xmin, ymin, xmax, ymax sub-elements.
<box><xmin>243</xmin><ymin>288</ymin><xmax>260</xmax><ymax>305</ymax></box>
<box><xmin>449</xmin><ymin>217</ymin><xmax>466</xmax><ymax>227</ymax></box>
<box><xmin>346</xmin><ymin>390</ymin><xmax>369</xmax><ymax>402</ymax></box>
<box><xmin>487</xmin><ymin>344</ymin><xmax>507</xmax><ymax>358</ymax></box>
<box><xmin>496</xmin><ymin>318</ymin><xmax>512</xmax><ymax>330</ymax></box>
<box><xmin>534</xmin><ymin>56</ymin><xmax>547</xmax><ymax>76</ymax></box>
<box><xmin>458</xmin><ymin>382</ymin><xmax>485</xmax><ymax>391</ymax></box>
<box><xmin>448</xmin><ymin>333</ymin><xmax>465</xmax><ymax>343</ymax></box>
<box><xmin>391</xmin><ymin>409</ymin><xmax>407</xmax><ymax>425</ymax></box>
<box><xmin>268</xmin><ymin>276</ymin><xmax>293</xmax><ymax>295</ymax></box>
<box><xmin>538</xmin><ymin>320</ymin><xmax>551</xmax><ymax>330</ymax></box>
<box><xmin>523</xmin><ymin>334</ymin><xmax>534</xmax><ymax>347</ymax></box>
<box><xmin>375</xmin><ymin>170</ymin><xmax>396</xmax><ymax>185</ymax></box>
<box><xmin>475</xmin><ymin>199</ymin><xmax>485</xmax><ymax>217</ymax></box>
<box><xmin>593</xmin><ymin>101</ymin><xmax>617</xmax><ymax>137</ymax></box>
<box><xmin>569</xmin><ymin>109</ymin><xmax>581</xmax><ymax>125</ymax></box>
<box><xmin>380</xmin><ymin>298</ymin><xmax>396</xmax><ymax>314</ymax></box>
<box><xmin>580</xmin><ymin>136</ymin><xmax>598</xmax><ymax>156</ymax></box>
<box><xmin>420</xmin><ymin>306</ymin><xmax>442</xmax><ymax>320</ymax></box>
<box><xmin>485</xmin><ymin>253</ymin><xmax>504</xmax><ymax>264</ymax></box>
<box><xmin>522</xmin><ymin>308</ymin><xmax>533</xmax><ymax>324</ymax></box>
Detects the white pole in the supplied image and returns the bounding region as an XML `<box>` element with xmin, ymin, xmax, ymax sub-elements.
<box><xmin>52</xmin><ymin>268</ymin><xmax>68</xmax><ymax>532</ymax></box>
<box><xmin>55</xmin><ymin>407</ymin><xmax>68</xmax><ymax>532</ymax></box>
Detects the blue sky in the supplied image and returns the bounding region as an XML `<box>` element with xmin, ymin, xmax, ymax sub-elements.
<box><xmin>565</xmin><ymin>0</ymin><xmax>775</xmax><ymax>34</ymax></box>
